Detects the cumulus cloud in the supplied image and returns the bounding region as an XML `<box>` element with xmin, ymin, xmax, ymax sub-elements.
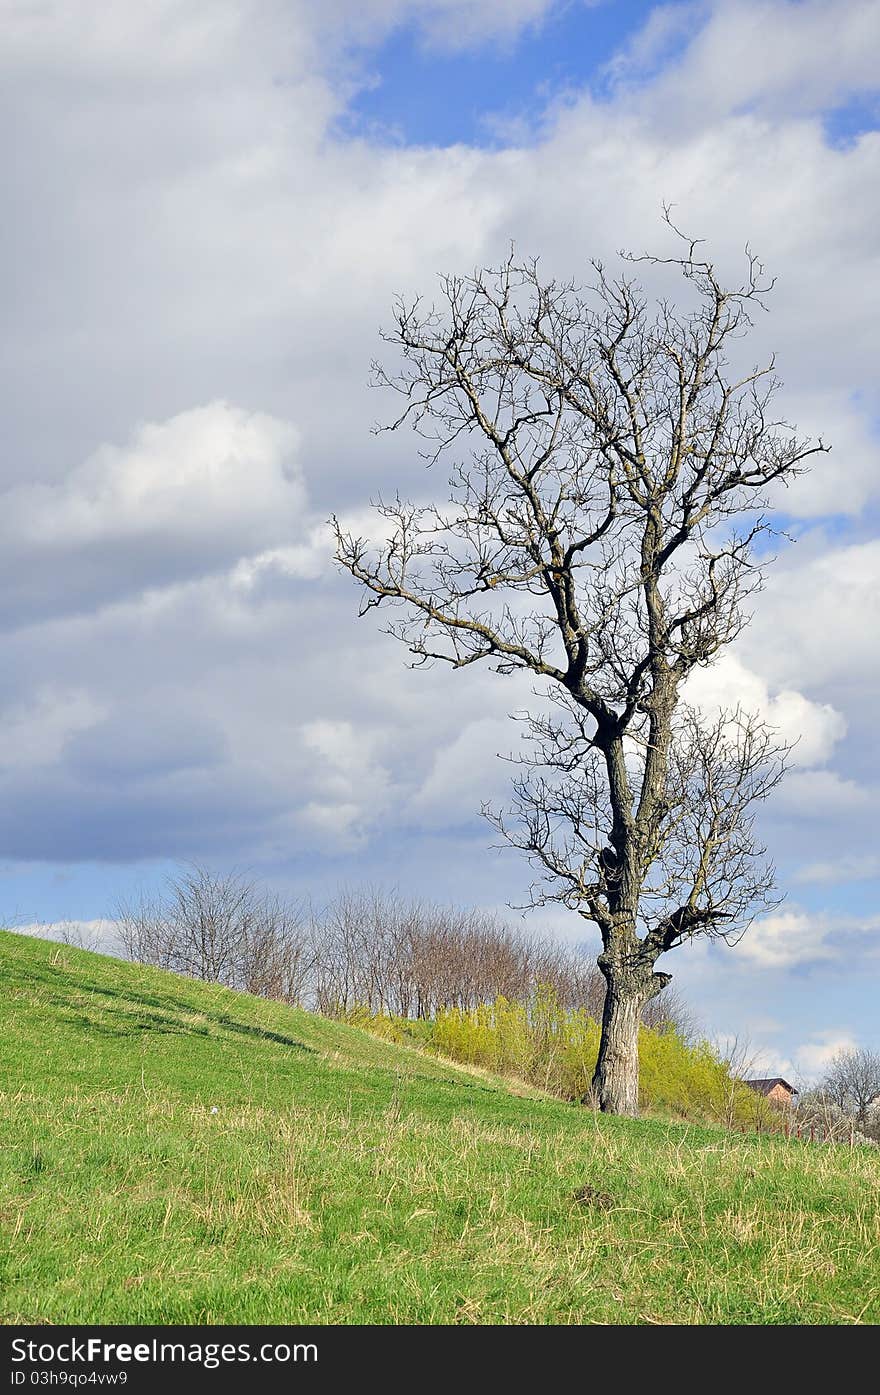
<box><xmin>229</xmin><ymin>527</ymin><xmax>333</xmax><ymax>590</ymax></box>
<box><xmin>773</xmin><ymin>768</ymin><xmax>874</xmax><ymax>815</ymax></box>
<box><xmin>297</xmin><ymin>718</ymin><xmax>394</xmax><ymax>847</ymax></box>
<box><xmin>0</xmin><ymin>0</ymin><xmax>877</xmax><ymax>1068</ymax></box>
<box><xmin>739</xmin><ymin>908</ymin><xmax>880</xmax><ymax>969</ymax></box>
<box><xmin>612</xmin><ymin>0</ymin><xmax>880</xmax><ymax>123</ymax></box>
<box><xmin>739</xmin><ymin>910</ymin><xmax>837</xmax><ymax>968</ymax></box>
<box><xmin>7</xmin><ymin>402</ymin><xmax>302</xmax><ymax>548</ymax></box>
<box><xmin>685</xmin><ymin>653</ymin><xmax>846</xmax><ymax>767</ymax></box>
<box><xmin>0</xmin><ymin>403</ymin><xmax>307</xmax><ymax>626</ymax></box>
<box><xmin>795</xmin><ymin>855</ymin><xmax>880</xmax><ymax>885</ymax></box>
<box><xmin>744</xmin><ymin>539</ymin><xmax>880</xmax><ymax>693</ymax></box>
<box><xmin>0</xmin><ymin>1</ymin><xmax>252</xmax><ymax>75</ymax></box>
<box><xmin>9</xmin><ymin>919</ymin><xmax>121</xmax><ymax>953</ymax></box>
<box><xmin>767</xmin><ymin>391</ymin><xmax>880</xmax><ymax>519</ymax></box>
<box><xmin>409</xmin><ymin>716</ymin><xmax>515</xmax><ymax>824</ymax></box>
<box><xmin>793</xmin><ymin>1030</ymin><xmax>860</xmax><ymax>1079</ymax></box>
<box><xmin>0</xmin><ymin>687</ymin><xmax>106</xmax><ymax>771</ymax></box>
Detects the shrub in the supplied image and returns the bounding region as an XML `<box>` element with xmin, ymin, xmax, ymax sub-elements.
<box><xmin>337</xmin><ymin>1004</ymin><xmax>409</xmax><ymax>1044</ymax></box>
<box><xmin>637</xmin><ymin>1027</ymin><xmax>761</xmax><ymax>1125</ymax></box>
<box><xmin>379</xmin><ymin>985</ymin><xmax>766</xmax><ymax>1126</ymax></box>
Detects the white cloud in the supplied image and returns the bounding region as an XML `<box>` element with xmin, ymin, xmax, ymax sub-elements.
<box><xmin>409</xmin><ymin>716</ymin><xmax>514</xmax><ymax>824</ymax></box>
<box><xmin>0</xmin><ymin>403</ymin><xmax>309</xmax><ymax>626</ymax></box>
<box><xmin>773</xmin><ymin>768</ymin><xmax>873</xmax><ymax>815</ymax></box>
<box><xmin>603</xmin><ymin>2</ymin><xmax>706</xmax><ymax>86</ymax></box>
<box><xmin>0</xmin><ymin>0</ymin><xmax>878</xmax><ymax>1097</ymax></box>
<box><xmin>710</xmin><ymin>1032</ymin><xmax>788</xmax><ymax>1078</ymax></box>
<box><xmin>298</xmin><ymin>718</ymin><xmax>394</xmax><ymax>845</ymax></box>
<box><xmin>767</xmin><ymin>391</ymin><xmax>880</xmax><ymax>519</ymax></box>
<box><xmin>315</xmin><ymin>0</ymin><xmax>567</xmax><ymax>53</ymax></box>
<box><xmin>0</xmin><ymin>2</ymin><xmax>245</xmax><ymax>75</ymax></box>
<box><xmin>5</xmin><ymin>402</ymin><xmax>302</xmax><ymax>550</ymax></box>
<box><xmin>620</xmin><ymin>0</ymin><xmax>880</xmax><ymax>123</ymax></box>
<box><xmin>684</xmin><ymin>653</ymin><xmax>846</xmax><ymax>767</ymax></box>
<box><xmin>739</xmin><ymin>908</ymin><xmax>880</xmax><ymax>968</ymax></box>
<box><xmin>739</xmin><ymin>910</ymin><xmax>837</xmax><ymax>968</ymax></box>
<box><xmin>793</xmin><ymin>1030</ymin><xmax>860</xmax><ymax>1079</ymax></box>
<box><xmin>0</xmin><ymin>687</ymin><xmax>106</xmax><ymax>771</ymax></box>
<box><xmin>795</xmin><ymin>855</ymin><xmax>880</xmax><ymax>885</ymax></box>
<box><xmin>229</xmin><ymin>526</ymin><xmax>333</xmax><ymax>590</ymax></box>
<box><xmin>744</xmin><ymin>540</ymin><xmax>880</xmax><ymax>693</ymax></box>
<box><xmin>9</xmin><ymin>919</ymin><xmax>121</xmax><ymax>952</ymax></box>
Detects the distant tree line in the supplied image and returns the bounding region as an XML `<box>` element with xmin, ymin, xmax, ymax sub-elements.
<box><xmin>798</xmin><ymin>1047</ymin><xmax>880</xmax><ymax>1145</ymax></box>
<box><xmin>116</xmin><ymin>865</ymin><xmax>693</xmax><ymax>1035</ymax></box>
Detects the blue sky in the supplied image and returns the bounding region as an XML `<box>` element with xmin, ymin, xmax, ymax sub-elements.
<box><xmin>2</xmin><ymin>0</ymin><xmax>879</xmax><ymax>1083</ymax></box>
<box><xmin>343</xmin><ymin>2</ymin><xmax>655</xmax><ymax>146</ymax></box>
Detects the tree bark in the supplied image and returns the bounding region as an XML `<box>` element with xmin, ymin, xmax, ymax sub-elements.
<box><xmin>591</xmin><ymin>954</ymin><xmax>670</xmax><ymax>1116</ymax></box>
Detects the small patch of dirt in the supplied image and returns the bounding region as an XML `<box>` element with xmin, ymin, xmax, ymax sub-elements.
<box><xmin>572</xmin><ymin>1184</ymin><xmax>615</xmax><ymax>1210</ymax></box>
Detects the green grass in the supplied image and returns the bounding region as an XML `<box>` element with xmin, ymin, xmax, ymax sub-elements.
<box><xmin>1</xmin><ymin>930</ymin><xmax>878</xmax><ymax>1325</ymax></box>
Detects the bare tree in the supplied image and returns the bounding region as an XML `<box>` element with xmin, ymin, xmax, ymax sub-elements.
<box><xmin>333</xmin><ymin>221</ymin><xmax>825</xmax><ymax>1115</ymax></box>
<box><xmin>118</xmin><ymin>865</ymin><xmax>314</xmax><ymax>1003</ymax></box>
<box><xmin>713</xmin><ymin>1034</ymin><xmax>768</xmax><ymax>1131</ymax></box>
<box><xmin>795</xmin><ymin>1088</ymin><xmax>877</xmax><ymax>1146</ymax></box>
<box><xmin>117</xmin><ymin>891</ymin><xmax>181</xmax><ymax>971</ymax></box>
<box><xmin>819</xmin><ymin>1047</ymin><xmax>880</xmax><ymax>1132</ymax></box>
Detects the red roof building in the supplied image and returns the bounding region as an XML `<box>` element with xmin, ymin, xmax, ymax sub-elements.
<box><xmin>744</xmin><ymin>1077</ymin><xmax>799</xmax><ymax>1108</ymax></box>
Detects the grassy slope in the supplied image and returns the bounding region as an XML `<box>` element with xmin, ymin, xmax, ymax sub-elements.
<box><xmin>1</xmin><ymin>931</ymin><xmax>877</xmax><ymax>1325</ymax></box>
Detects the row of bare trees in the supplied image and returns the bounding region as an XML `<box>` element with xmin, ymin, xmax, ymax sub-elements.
<box><xmin>116</xmin><ymin>866</ymin><xmax>692</xmax><ymax>1033</ymax></box>
<box><xmin>312</xmin><ymin>884</ymin><xmax>603</xmax><ymax>1018</ymax></box>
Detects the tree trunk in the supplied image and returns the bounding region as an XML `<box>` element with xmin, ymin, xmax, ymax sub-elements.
<box><xmin>591</xmin><ymin>955</ymin><xmax>670</xmax><ymax>1117</ymax></box>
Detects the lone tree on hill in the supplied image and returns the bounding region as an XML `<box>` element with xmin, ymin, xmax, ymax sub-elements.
<box><xmin>333</xmin><ymin>222</ymin><xmax>826</xmax><ymax>1116</ymax></box>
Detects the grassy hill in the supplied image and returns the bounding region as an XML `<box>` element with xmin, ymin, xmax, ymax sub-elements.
<box><xmin>1</xmin><ymin>930</ymin><xmax>877</xmax><ymax>1325</ymax></box>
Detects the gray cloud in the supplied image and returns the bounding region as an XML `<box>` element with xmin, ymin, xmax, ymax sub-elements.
<box><xmin>0</xmin><ymin>403</ymin><xmax>307</xmax><ymax>628</ymax></box>
<box><xmin>0</xmin><ymin>1</ymin><xmax>878</xmax><ymax>1040</ymax></box>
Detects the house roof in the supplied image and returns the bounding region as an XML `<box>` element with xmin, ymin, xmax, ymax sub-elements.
<box><xmin>744</xmin><ymin>1077</ymin><xmax>799</xmax><ymax>1096</ymax></box>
